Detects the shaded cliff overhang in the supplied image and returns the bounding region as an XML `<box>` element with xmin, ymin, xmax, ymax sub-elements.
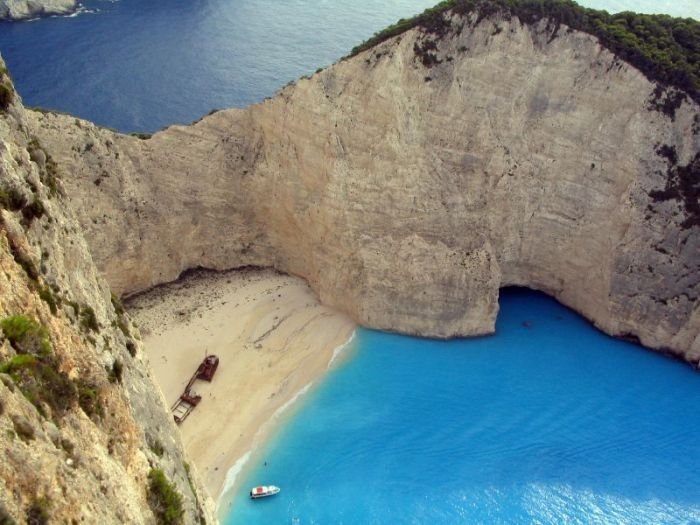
<box><xmin>349</xmin><ymin>0</ymin><xmax>700</xmax><ymax>109</ymax></box>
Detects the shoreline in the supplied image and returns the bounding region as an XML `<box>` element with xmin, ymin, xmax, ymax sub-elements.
<box><xmin>126</xmin><ymin>268</ymin><xmax>356</xmax><ymax>505</ymax></box>
<box><xmin>217</xmin><ymin>328</ymin><xmax>357</xmax><ymax>516</ymax></box>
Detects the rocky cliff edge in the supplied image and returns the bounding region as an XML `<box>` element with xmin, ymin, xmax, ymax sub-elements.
<box><xmin>26</xmin><ymin>10</ymin><xmax>700</xmax><ymax>365</ymax></box>
<box><xmin>0</xmin><ymin>58</ymin><xmax>216</xmax><ymax>524</ymax></box>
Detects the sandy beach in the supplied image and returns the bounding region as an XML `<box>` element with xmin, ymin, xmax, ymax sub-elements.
<box><xmin>126</xmin><ymin>268</ymin><xmax>355</xmax><ymax>503</ymax></box>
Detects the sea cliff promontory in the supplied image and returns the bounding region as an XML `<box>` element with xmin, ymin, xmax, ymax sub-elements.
<box><xmin>27</xmin><ymin>4</ymin><xmax>699</xmax><ymax>363</ymax></box>
<box><xmin>0</xmin><ymin>0</ymin><xmax>76</xmax><ymax>20</ymax></box>
<box><xmin>0</xmin><ymin>60</ymin><xmax>215</xmax><ymax>523</ymax></box>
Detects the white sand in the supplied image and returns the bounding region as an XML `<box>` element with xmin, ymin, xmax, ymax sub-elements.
<box><xmin>126</xmin><ymin>268</ymin><xmax>355</xmax><ymax>501</ymax></box>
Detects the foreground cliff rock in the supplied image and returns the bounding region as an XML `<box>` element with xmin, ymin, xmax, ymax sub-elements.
<box><xmin>27</xmin><ymin>8</ymin><xmax>700</xmax><ymax>364</ymax></box>
<box><xmin>0</xmin><ymin>61</ymin><xmax>215</xmax><ymax>524</ymax></box>
<box><xmin>0</xmin><ymin>0</ymin><xmax>76</xmax><ymax>20</ymax></box>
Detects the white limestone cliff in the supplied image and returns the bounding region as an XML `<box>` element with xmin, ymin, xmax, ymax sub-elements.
<box><xmin>26</xmin><ymin>13</ymin><xmax>700</xmax><ymax>364</ymax></box>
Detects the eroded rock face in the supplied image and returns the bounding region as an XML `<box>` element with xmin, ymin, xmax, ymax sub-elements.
<box><xmin>28</xmin><ymin>14</ymin><xmax>700</xmax><ymax>362</ymax></box>
<box><xmin>0</xmin><ymin>0</ymin><xmax>76</xmax><ymax>20</ymax></box>
<box><xmin>0</xmin><ymin>57</ymin><xmax>215</xmax><ymax>524</ymax></box>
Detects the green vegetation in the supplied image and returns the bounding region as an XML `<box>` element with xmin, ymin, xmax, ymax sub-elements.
<box><xmin>7</xmin><ymin>238</ymin><xmax>39</xmax><ymax>282</ymax></box>
<box><xmin>349</xmin><ymin>0</ymin><xmax>700</xmax><ymax>108</ymax></box>
<box><xmin>1</xmin><ymin>315</ymin><xmax>51</xmax><ymax>356</ymax></box>
<box><xmin>148</xmin><ymin>469</ymin><xmax>184</xmax><ymax>525</ymax></box>
<box><xmin>0</xmin><ymin>354</ymin><xmax>38</xmax><ymax>374</ymax></box>
<box><xmin>20</xmin><ymin>199</ymin><xmax>45</xmax><ymax>226</ymax></box>
<box><xmin>111</xmin><ymin>292</ymin><xmax>125</xmax><ymax>316</ymax></box>
<box><xmin>0</xmin><ymin>503</ymin><xmax>15</xmax><ymax>525</ymax></box>
<box><xmin>108</xmin><ymin>359</ymin><xmax>123</xmax><ymax>383</ymax></box>
<box><xmin>37</xmin><ymin>284</ymin><xmax>60</xmax><ymax>315</ymax></box>
<box><xmin>129</xmin><ymin>132</ymin><xmax>152</xmax><ymax>140</ymax></box>
<box><xmin>0</xmin><ymin>315</ymin><xmax>103</xmax><ymax>420</ymax></box>
<box><xmin>111</xmin><ymin>293</ymin><xmax>132</xmax><ymax>337</ymax></box>
<box><xmin>0</xmin><ymin>65</ymin><xmax>14</xmax><ymax>112</ymax></box>
<box><xmin>148</xmin><ymin>435</ymin><xmax>165</xmax><ymax>458</ymax></box>
<box><xmin>0</xmin><ymin>185</ymin><xmax>27</xmax><ymax>211</ymax></box>
<box><xmin>76</xmin><ymin>381</ymin><xmax>103</xmax><ymax>419</ymax></box>
<box><xmin>80</xmin><ymin>305</ymin><xmax>99</xmax><ymax>332</ymax></box>
<box><xmin>25</xmin><ymin>498</ymin><xmax>49</xmax><ymax>525</ymax></box>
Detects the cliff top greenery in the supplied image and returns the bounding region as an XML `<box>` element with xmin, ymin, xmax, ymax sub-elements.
<box><xmin>349</xmin><ymin>0</ymin><xmax>700</xmax><ymax>105</ymax></box>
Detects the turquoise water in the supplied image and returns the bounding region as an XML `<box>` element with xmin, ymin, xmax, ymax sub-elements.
<box><xmin>0</xmin><ymin>0</ymin><xmax>698</xmax><ymax>132</ymax></box>
<box><xmin>223</xmin><ymin>289</ymin><xmax>700</xmax><ymax>524</ymax></box>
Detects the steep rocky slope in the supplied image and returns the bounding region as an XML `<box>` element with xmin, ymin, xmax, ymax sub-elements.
<box><xmin>28</xmin><ymin>11</ymin><xmax>700</xmax><ymax>363</ymax></box>
<box><xmin>0</xmin><ymin>61</ymin><xmax>215</xmax><ymax>524</ymax></box>
<box><xmin>0</xmin><ymin>0</ymin><xmax>76</xmax><ymax>20</ymax></box>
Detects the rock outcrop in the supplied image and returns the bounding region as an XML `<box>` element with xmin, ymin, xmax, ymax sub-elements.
<box><xmin>0</xmin><ymin>58</ymin><xmax>215</xmax><ymax>524</ymax></box>
<box><xmin>0</xmin><ymin>0</ymin><xmax>76</xmax><ymax>20</ymax></box>
<box><xmin>26</xmin><ymin>11</ymin><xmax>700</xmax><ymax>363</ymax></box>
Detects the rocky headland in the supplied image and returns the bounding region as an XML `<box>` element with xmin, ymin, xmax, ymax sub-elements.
<box><xmin>0</xmin><ymin>60</ymin><xmax>215</xmax><ymax>523</ymax></box>
<box><xmin>26</xmin><ymin>5</ymin><xmax>700</xmax><ymax>363</ymax></box>
<box><xmin>0</xmin><ymin>0</ymin><xmax>76</xmax><ymax>20</ymax></box>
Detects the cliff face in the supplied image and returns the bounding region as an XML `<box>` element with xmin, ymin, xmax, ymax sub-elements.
<box><xmin>28</xmin><ymin>13</ymin><xmax>700</xmax><ymax>362</ymax></box>
<box><xmin>0</xmin><ymin>0</ymin><xmax>76</xmax><ymax>20</ymax></box>
<box><xmin>0</xmin><ymin>59</ymin><xmax>215</xmax><ymax>524</ymax></box>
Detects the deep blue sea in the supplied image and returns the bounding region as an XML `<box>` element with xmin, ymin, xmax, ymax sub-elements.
<box><xmin>0</xmin><ymin>0</ymin><xmax>698</xmax><ymax>132</ymax></box>
<box><xmin>1</xmin><ymin>1</ymin><xmax>699</xmax><ymax>523</ymax></box>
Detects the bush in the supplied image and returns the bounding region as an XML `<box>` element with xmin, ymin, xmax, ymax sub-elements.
<box><xmin>148</xmin><ymin>469</ymin><xmax>184</xmax><ymax>525</ymax></box>
<box><xmin>14</xmin><ymin>356</ymin><xmax>76</xmax><ymax>418</ymax></box>
<box><xmin>37</xmin><ymin>286</ymin><xmax>60</xmax><ymax>315</ymax></box>
<box><xmin>6</xmin><ymin>237</ymin><xmax>39</xmax><ymax>282</ymax></box>
<box><xmin>0</xmin><ymin>317</ymin><xmax>84</xmax><ymax>418</ymax></box>
<box><xmin>0</xmin><ymin>503</ymin><xmax>15</xmax><ymax>525</ymax></box>
<box><xmin>76</xmin><ymin>381</ymin><xmax>102</xmax><ymax>419</ymax></box>
<box><xmin>21</xmin><ymin>199</ymin><xmax>45</xmax><ymax>226</ymax></box>
<box><xmin>149</xmin><ymin>436</ymin><xmax>165</xmax><ymax>458</ymax></box>
<box><xmin>0</xmin><ymin>81</ymin><xmax>13</xmax><ymax>113</ymax></box>
<box><xmin>110</xmin><ymin>293</ymin><xmax>125</xmax><ymax>316</ymax></box>
<box><xmin>80</xmin><ymin>305</ymin><xmax>99</xmax><ymax>332</ymax></box>
<box><xmin>108</xmin><ymin>359</ymin><xmax>123</xmax><ymax>383</ymax></box>
<box><xmin>25</xmin><ymin>498</ymin><xmax>49</xmax><ymax>525</ymax></box>
<box><xmin>0</xmin><ymin>315</ymin><xmax>52</xmax><ymax>356</ymax></box>
<box><xmin>0</xmin><ymin>186</ymin><xmax>27</xmax><ymax>211</ymax></box>
<box><xmin>0</xmin><ymin>354</ymin><xmax>38</xmax><ymax>374</ymax></box>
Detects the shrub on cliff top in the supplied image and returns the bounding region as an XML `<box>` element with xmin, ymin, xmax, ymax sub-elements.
<box><xmin>348</xmin><ymin>0</ymin><xmax>700</xmax><ymax>106</ymax></box>
<box><xmin>148</xmin><ymin>469</ymin><xmax>184</xmax><ymax>525</ymax></box>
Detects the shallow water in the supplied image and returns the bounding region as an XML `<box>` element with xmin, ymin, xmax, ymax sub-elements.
<box><xmin>0</xmin><ymin>0</ymin><xmax>698</xmax><ymax>132</ymax></box>
<box><xmin>223</xmin><ymin>289</ymin><xmax>700</xmax><ymax>524</ymax></box>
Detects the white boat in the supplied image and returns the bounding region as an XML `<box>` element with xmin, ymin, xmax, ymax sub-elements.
<box><xmin>250</xmin><ymin>485</ymin><xmax>281</xmax><ymax>499</ymax></box>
